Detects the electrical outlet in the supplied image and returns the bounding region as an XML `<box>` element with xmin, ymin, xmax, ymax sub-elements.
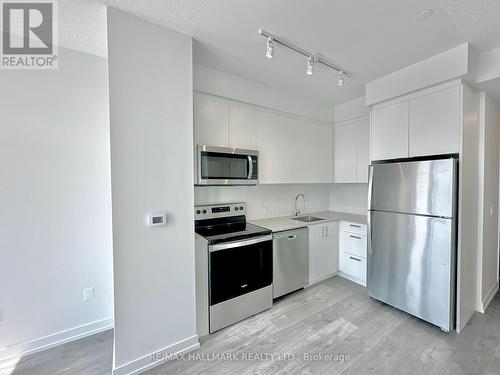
<box><xmin>83</xmin><ymin>287</ymin><xmax>94</xmax><ymax>301</ymax></box>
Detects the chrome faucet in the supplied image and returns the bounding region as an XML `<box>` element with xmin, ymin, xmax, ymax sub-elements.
<box><xmin>294</xmin><ymin>193</ymin><xmax>306</xmax><ymax>216</ymax></box>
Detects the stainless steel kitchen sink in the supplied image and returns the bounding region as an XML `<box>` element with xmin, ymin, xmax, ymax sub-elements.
<box><xmin>291</xmin><ymin>216</ymin><xmax>323</xmax><ymax>223</ymax></box>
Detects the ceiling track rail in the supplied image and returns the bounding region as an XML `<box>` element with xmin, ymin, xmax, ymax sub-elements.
<box><xmin>258</xmin><ymin>29</ymin><xmax>349</xmax><ymax>76</ymax></box>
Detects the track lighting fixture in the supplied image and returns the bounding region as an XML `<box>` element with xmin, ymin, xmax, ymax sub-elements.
<box><xmin>306</xmin><ymin>56</ymin><xmax>314</xmax><ymax>75</ymax></box>
<box><xmin>266</xmin><ymin>37</ymin><xmax>274</xmax><ymax>59</ymax></box>
<box><xmin>259</xmin><ymin>29</ymin><xmax>349</xmax><ymax>86</ymax></box>
<box><xmin>338</xmin><ymin>71</ymin><xmax>345</xmax><ymax>86</ymax></box>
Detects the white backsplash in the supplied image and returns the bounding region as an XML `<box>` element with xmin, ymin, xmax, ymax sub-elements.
<box><xmin>195</xmin><ymin>183</ymin><xmax>369</xmax><ymax>219</ymax></box>
<box><xmin>194</xmin><ymin>184</ymin><xmax>330</xmax><ymax>220</ymax></box>
<box><xmin>329</xmin><ymin>184</ymin><xmax>369</xmax><ymax>215</ymax></box>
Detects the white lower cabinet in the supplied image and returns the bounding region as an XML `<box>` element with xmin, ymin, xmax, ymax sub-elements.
<box><xmin>339</xmin><ymin>221</ymin><xmax>367</xmax><ymax>286</ymax></box>
<box><xmin>340</xmin><ymin>252</ymin><xmax>366</xmax><ymax>281</ymax></box>
<box><xmin>308</xmin><ymin>222</ymin><xmax>338</xmax><ymax>285</ymax></box>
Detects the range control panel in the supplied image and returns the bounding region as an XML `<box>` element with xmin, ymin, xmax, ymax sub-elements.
<box><xmin>194</xmin><ymin>202</ymin><xmax>246</xmax><ymax>220</ymax></box>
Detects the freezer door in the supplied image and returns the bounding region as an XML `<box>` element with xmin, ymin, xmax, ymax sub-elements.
<box><xmin>367</xmin><ymin>210</ymin><xmax>455</xmax><ymax>331</ymax></box>
<box><xmin>369</xmin><ymin>158</ymin><xmax>457</xmax><ymax>218</ymax></box>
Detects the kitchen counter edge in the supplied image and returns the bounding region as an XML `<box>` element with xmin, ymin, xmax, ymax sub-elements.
<box><xmin>249</xmin><ymin>211</ymin><xmax>368</xmax><ymax>233</ymax></box>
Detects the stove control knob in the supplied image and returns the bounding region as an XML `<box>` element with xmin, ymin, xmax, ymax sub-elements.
<box><xmin>239</xmin><ymin>206</ymin><xmax>244</xmax><ymax>211</ymax></box>
<box><xmin>196</xmin><ymin>210</ymin><xmax>201</xmax><ymax>215</ymax></box>
<box><xmin>235</xmin><ymin>207</ymin><xmax>239</xmax><ymax>211</ymax></box>
<box><xmin>202</xmin><ymin>209</ymin><xmax>207</xmax><ymax>214</ymax></box>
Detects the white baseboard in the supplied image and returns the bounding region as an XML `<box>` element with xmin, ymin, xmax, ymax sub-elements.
<box><xmin>0</xmin><ymin>317</ymin><xmax>113</xmax><ymax>362</ymax></box>
<box><xmin>112</xmin><ymin>335</ymin><xmax>199</xmax><ymax>375</ymax></box>
<box><xmin>480</xmin><ymin>281</ymin><xmax>499</xmax><ymax>313</ymax></box>
<box><xmin>306</xmin><ymin>272</ymin><xmax>338</xmax><ymax>287</ymax></box>
<box><xmin>337</xmin><ymin>271</ymin><xmax>366</xmax><ymax>287</ymax></box>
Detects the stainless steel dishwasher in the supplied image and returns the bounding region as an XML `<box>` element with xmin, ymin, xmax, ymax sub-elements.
<box><xmin>273</xmin><ymin>227</ymin><xmax>309</xmax><ymax>299</ymax></box>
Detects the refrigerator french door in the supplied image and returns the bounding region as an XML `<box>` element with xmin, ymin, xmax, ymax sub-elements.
<box><xmin>367</xmin><ymin>157</ymin><xmax>458</xmax><ymax>331</ymax></box>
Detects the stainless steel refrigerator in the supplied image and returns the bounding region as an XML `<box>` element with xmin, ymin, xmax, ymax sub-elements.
<box><xmin>367</xmin><ymin>157</ymin><xmax>458</xmax><ymax>332</ymax></box>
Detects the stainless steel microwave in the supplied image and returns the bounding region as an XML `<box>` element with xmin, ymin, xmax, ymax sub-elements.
<box><xmin>196</xmin><ymin>145</ymin><xmax>258</xmax><ymax>186</ymax></box>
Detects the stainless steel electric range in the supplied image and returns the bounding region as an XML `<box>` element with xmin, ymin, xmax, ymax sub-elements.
<box><xmin>194</xmin><ymin>202</ymin><xmax>272</xmax><ymax>336</ymax></box>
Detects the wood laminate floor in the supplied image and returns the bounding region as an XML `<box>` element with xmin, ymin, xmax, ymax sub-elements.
<box><xmin>2</xmin><ymin>276</ymin><xmax>500</xmax><ymax>375</ymax></box>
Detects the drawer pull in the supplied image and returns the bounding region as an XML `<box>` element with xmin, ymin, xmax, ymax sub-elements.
<box><xmin>241</xmin><ymin>284</ymin><xmax>248</xmax><ymax>288</ymax></box>
<box><xmin>287</xmin><ymin>235</ymin><xmax>297</xmax><ymax>240</ymax></box>
<box><xmin>350</xmin><ymin>235</ymin><xmax>362</xmax><ymax>240</ymax></box>
<box><xmin>349</xmin><ymin>256</ymin><xmax>361</xmax><ymax>262</ymax></box>
<box><xmin>350</xmin><ymin>224</ymin><xmax>361</xmax><ymax>228</ymax></box>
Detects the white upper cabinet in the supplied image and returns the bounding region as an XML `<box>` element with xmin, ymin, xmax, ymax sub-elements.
<box><xmin>229</xmin><ymin>103</ymin><xmax>257</xmax><ymax>150</ymax></box>
<box><xmin>257</xmin><ymin>110</ymin><xmax>333</xmax><ymax>184</ymax></box>
<box><xmin>195</xmin><ymin>93</ymin><xmax>334</xmax><ymax>184</ymax></box>
<box><xmin>370</xmin><ymin>82</ymin><xmax>463</xmax><ymax>162</ymax></box>
<box><xmin>303</xmin><ymin>122</ymin><xmax>333</xmax><ymax>183</ymax></box>
<box><xmin>356</xmin><ymin>119</ymin><xmax>370</xmax><ymax>183</ymax></box>
<box><xmin>409</xmin><ymin>86</ymin><xmax>460</xmax><ymax>157</ymax></box>
<box><xmin>256</xmin><ymin>111</ymin><xmax>282</xmax><ymax>183</ymax></box>
<box><xmin>194</xmin><ymin>95</ymin><xmax>229</xmax><ymax>147</ymax></box>
<box><xmin>279</xmin><ymin>117</ymin><xmax>304</xmax><ymax>183</ymax></box>
<box><xmin>334</xmin><ymin>124</ymin><xmax>357</xmax><ymax>183</ymax></box>
<box><xmin>371</xmin><ymin>101</ymin><xmax>409</xmax><ymax>161</ymax></box>
<box><xmin>333</xmin><ymin>117</ymin><xmax>370</xmax><ymax>183</ymax></box>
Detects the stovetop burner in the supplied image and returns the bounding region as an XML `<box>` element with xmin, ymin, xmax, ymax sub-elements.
<box><xmin>194</xmin><ymin>203</ymin><xmax>271</xmax><ymax>245</ymax></box>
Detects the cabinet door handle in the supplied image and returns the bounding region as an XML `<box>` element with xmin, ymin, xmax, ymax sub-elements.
<box><xmin>350</xmin><ymin>256</ymin><xmax>361</xmax><ymax>262</ymax></box>
<box><xmin>350</xmin><ymin>224</ymin><xmax>361</xmax><ymax>228</ymax></box>
<box><xmin>325</xmin><ymin>226</ymin><xmax>328</xmax><ymax>237</ymax></box>
<box><xmin>350</xmin><ymin>235</ymin><xmax>362</xmax><ymax>240</ymax></box>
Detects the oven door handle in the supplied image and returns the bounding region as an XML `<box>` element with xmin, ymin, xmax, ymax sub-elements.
<box><xmin>209</xmin><ymin>234</ymin><xmax>272</xmax><ymax>252</ymax></box>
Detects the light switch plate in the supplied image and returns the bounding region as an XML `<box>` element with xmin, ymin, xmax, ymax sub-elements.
<box><xmin>83</xmin><ymin>287</ymin><xmax>94</xmax><ymax>301</ymax></box>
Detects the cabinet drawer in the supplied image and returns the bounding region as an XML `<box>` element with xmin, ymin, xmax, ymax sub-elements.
<box><xmin>340</xmin><ymin>252</ymin><xmax>366</xmax><ymax>281</ymax></box>
<box><xmin>342</xmin><ymin>222</ymin><xmax>366</xmax><ymax>236</ymax></box>
<box><xmin>342</xmin><ymin>232</ymin><xmax>367</xmax><ymax>258</ymax></box>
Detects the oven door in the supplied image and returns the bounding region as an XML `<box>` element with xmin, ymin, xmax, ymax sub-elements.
<box><xmin>209</xmin><ymin>235</ymin><xmax>272</xmax><ymax>306</ymax></box>
<box><xmin>197</xmin><ymin>145</ymin><xmax>258</xmax><ymax>185</ymax></box>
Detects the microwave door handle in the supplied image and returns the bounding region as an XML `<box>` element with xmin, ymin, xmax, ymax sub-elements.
<box><xmin>247</xmin><ymin>155</ymin><xmax>253</xmax><ymax>179</ymax></box>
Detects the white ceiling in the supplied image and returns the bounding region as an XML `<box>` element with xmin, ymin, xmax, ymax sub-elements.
<box><xmin>438</xmin><ymin>0</ymin><xmax>500</xmax><ymax>52</ymax></box>
<box><xmin>59</xmin><ymin>0</ymin><xmax>500</xmax><ymax>106</ymax></box>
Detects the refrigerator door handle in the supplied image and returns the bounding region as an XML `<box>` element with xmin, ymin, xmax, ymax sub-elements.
<box><xmin>367</xmin><ymin>210</ymin><xmax>373</xmax><ymax>290</ymax></box>
<box><xmin>367</xmin><ymin>212</ymin><xmax>372</xmax><ymax>255</ymax></box>
<box><xmin>367</xmin><ymin>165</ymin><xmax>374</xmax><ymax>210</ymax></box>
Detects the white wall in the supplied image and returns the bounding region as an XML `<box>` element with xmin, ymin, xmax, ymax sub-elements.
<box><xmin>195</xmin><ymin>184</ymin><xmax>330</xmax><ymax>220</ymax></box>
<box><xmin>0</xmin><ymin>47</ymin><xmax>113</xmax><ymax>360</ymax></box>
<box><xmin>365</xmin><ymin>43</ymin><xmax>473</xmax><ymax>105</ymax></box>
<box><xmin>333</xmin><ymin>96</ymin><xmax>370</xmax><ymax>123</ymax></box>
<box><xmin>478</xmin><ymin>92</ymin><xmax>500</xmax><ymax>311</ymax></box>
<box><xmin>329</xmin><ymin>184</ymin><xmax>368</xmax><ymax>215</ymax></box>
<box><xmin>107</xmin><ymin>8</ymin><xmax>198</xmax><ymax>375</ymax></box>
<box><xmin>194</xmin><ymin>64</ymin><xmax>334</xmax><ymax>123</ymax></box>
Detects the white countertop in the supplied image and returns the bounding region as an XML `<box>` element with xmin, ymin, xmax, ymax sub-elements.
<box><xmin>250</xmin><ymin>211</ymin><xmax>367</xmax><ymax>233</ymax></box>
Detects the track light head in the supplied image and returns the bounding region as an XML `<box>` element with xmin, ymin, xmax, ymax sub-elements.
<box><xmin>266</xmin><ymin>37</ymin><xmax>274</xmax><ymax>59</ymax></box>
<box><xmin>306</xmin><ymin>56</ymin><xmax>314</xmax><ymax>75</ymax></box>
<box><xmin>338</xmin><ymin>71</ymin><xmax>345</xmax><ymax>87</ymax></box>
